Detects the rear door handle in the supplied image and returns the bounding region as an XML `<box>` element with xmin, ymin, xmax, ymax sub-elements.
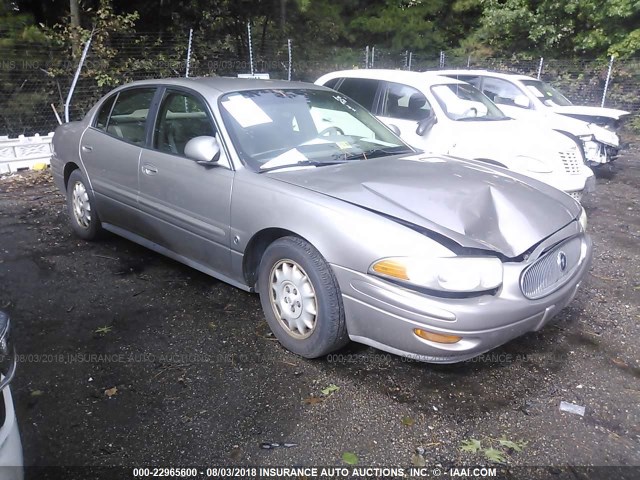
<box><xmin>81</xmin><ymin>145</ymin><xmax>93</xmax><ymax>152</ymax></box>
<box><xmin>142</xmin><ymin>164</ymin><xmax>158</xmax><ymax>175</ymax></box>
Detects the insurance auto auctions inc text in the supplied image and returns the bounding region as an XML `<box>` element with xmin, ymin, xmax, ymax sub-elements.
<box><xmin>219</xmin><ymin>466</ymin><xmax>497</xmax><ymax>478</ymax></box>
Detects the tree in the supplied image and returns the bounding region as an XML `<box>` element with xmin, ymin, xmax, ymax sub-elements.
<box><xmin>69</xmin><ymin>0</ymin><xmax>79</xmax><ymax>27</ymax></box>
<box><xmin>471</xmin><ymin>0</ymin><xmax>640</xmax><ymax>58</ymax></box>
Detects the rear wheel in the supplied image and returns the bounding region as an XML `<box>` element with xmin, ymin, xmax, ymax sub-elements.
<box><xmin>258</xmin><ymin>236</ymin><xmax>349</xmax><ymax>358</ymax></box>
<box><xmin>66</xmin><ymin>169</ymin><xmax>102</xmax><ymax>240</ymax></box>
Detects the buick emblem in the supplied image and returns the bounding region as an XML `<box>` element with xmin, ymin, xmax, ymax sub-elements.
<box><xmin>557</xmin><ymin>251</ymin><xmax>567</xmax><ymax>271</ymax></box>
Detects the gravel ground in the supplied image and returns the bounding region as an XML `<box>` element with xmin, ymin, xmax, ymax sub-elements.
<box><xmin>0</xmin><ymin>137</ymin><xmax>638</xmax><ymax>477</ymax></box>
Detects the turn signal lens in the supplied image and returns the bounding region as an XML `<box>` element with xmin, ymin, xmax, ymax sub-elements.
<box><xmin>414</xmin><ymin>328</ymin><xmax>462</xmax><ymax>344</ymax></box>
<box><xmin>371</xmin><ymin>260</ymin><xmax>409</xmax><ymax>280</ymax></box>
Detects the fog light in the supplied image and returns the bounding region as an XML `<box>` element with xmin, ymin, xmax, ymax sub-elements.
<box><xmin>413</xmin><ymin>328</ymin><xmax>461</xmax><ymax>344</ymax></box>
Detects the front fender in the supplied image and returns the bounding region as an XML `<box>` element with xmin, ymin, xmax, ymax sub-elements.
<box><xmin>229</xmin><ymin>170</ymin><xmax>453</xmax><ymax>284</ymax></box>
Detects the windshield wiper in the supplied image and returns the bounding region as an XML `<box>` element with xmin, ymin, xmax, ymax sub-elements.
<box><xmin>332</xmin><ymin>146</ymin><xmax>413</xmax><ymax>161</ymax></box>
<box><xmin>259</xmin><ymin>159</ymin><xmax>348</xmax><ymax>173</ymax></box>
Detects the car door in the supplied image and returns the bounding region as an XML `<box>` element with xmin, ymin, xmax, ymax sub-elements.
<box><xmin>79</xmin><ymin>87</ymin><xmax>156</xmax><ymax>230</ymax></box>
<box><xmin>137</xmin><ymin>87</ymin><xmax>234</xmax><ymax>277</ymax></box>
<box><xmin>376</xmin><ymin>81</ymin><xmax>438</xmax><ymax>150</ymax></box>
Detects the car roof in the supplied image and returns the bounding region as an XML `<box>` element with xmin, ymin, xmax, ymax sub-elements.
<box><xmin>318</xmin><ymin>69</ymin><xmax>465</xmax><ymax>89</ymax></box>
<box><xmin>110</xmin><ymin>76</ymin><xmax>327</xmax><ymax>98</ymax></box>
<box><xmin>433</xmin><ymin>69</ymin><xmax>535</xmax><ymax>82</ymax></box>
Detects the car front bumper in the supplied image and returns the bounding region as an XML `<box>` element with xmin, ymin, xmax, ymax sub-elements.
<box><xmin>333</xmin><ymin>234</ymin><xmax>592</xmax><ymax>364</ymax></box>
<box><xmin>525</xmin><ymin>166</ymin><xmax>594</xmax><ymax>202</ymax></box>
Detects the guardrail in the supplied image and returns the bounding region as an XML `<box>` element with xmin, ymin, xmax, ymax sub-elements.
<box><xmin>0</xmin><ymin>133</ymin><xmax>54</xmax><ymax>174</ymax></box>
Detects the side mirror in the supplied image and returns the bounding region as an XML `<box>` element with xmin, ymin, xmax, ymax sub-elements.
<box><xmin>513</xmin><ymin>95</ymin><xmax>530</xmax><ymax>108</ymax></box>
<box><xmin>184</xmin><ymin>136</ymin><xmax>221</xmax><ymax>165</ymax></box>
<box><xmin>416</xmin><ymin>116</ymin><xmax>437</xmax><ymax>136</ymax></box>
<box><xmin>387</xmin><ymin>124</ymin><xmax>401</xmax><ymax>136</ymax></box>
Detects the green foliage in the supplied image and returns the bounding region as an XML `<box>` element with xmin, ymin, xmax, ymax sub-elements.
<box><xmin>472</xmin><ymin>0</ymin><xmax>640</xmax><ymax>57</ymax></box>
<box><xmin>460</xmin><ymin>435</ymin><xmax>527</xmax><ymax>464</ymax></box>
<box><xmin>320</xmin><ymin>384</ymin><xmax>340</xmax><ymax>396</ymax></box>
<box><xmin>0</xmin><ymin>3</ymin><xmax>55</xmax><ymax>136</ymax></box>
<box><xmin>341</xmin><ymin>451</ymin><xmax>359</xmax><ymax>465</ymax></box>
<box><xmin>460</xmin><ymin>438</ymin><xmax>482</xmax><ymax>453</ymax></box>
<box><xmin>497</xmin><ymin>437</ymin><xmax>527</xmax><ymax>452</ymax></box>
<box><xmin>483</xmin><ymin>447</ymin><xmax>506</xmax><ymax>463</ymax></box>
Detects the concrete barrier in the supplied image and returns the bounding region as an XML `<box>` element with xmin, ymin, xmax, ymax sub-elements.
<box><xmin>0</xmin><ymin>133</ymin><xmax>55</xmax><ymax>174</ymax></box>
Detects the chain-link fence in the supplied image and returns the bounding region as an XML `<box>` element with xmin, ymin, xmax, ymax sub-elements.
<box><xmin>1</xmin><ymin>31</ymin><xmax>639</xmax><ymax>137</ymax></box>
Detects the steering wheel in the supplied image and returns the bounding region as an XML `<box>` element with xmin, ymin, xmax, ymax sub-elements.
<box><xmin>319</xmin><ymin>126</ymin><xmax>345</xmax><ymax>136</ymax></box>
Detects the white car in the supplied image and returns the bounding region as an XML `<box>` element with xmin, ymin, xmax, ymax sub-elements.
<box><xmin>436</xmin><ymin>69</ymin><xmax>629</xmax><ymax>166</ymax></box>
<box><xmin>316</xmin><ymin>69</ymin><xmax>594</xmax><ymax>202</ymax></box>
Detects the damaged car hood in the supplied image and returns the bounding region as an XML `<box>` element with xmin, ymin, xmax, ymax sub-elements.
<box><xmin>552</xmin><ymin>105</ymin><xmax>629</xmax><ymax>121</ymax></box>
<box><xmin>270</xmin><ymin>155</ymin><xmax>581</xmax><ymax>258</ymax></box>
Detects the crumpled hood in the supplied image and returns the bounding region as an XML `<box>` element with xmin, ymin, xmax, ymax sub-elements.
<box><xmin>552</xmin><ymin>105</ymin><xmax>629</xmax><ymax>120</ymax></box>
<box><xmin>270</xmin><ymin>155</ymin><xmax>581</xmax><ymax>258</ymax></box>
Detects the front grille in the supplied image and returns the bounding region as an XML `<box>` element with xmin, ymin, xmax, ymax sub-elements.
<box><xmin>558</xmin><ymin>150</ymin><xmax>582</xmax><ymax>175</ymax></box>
<box><xmin>520</xmin><ymin>236</ymin><xmax>584</xmax><ymax>299</ymax></box>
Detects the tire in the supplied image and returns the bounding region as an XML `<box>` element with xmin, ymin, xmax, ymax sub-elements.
<box><xmin>66</xmin><ymin>169</ymin><xmax>102</xmax><ymax>240</ymax></box>
<box><xmin>257</xmin><ymin>236</ymin><xmax>349</xmax><ymax>358</ymax></box>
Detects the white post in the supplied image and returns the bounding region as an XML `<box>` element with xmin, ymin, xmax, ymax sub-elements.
<box><xmin>247</xmin><ymin>22</ymin><xmax>254</xmax><ymax>75</ymax></box>
<box><xmin>439</xmin><ymin>50</ymin><xmax>445</xmax><ymax>68</ymax></box>
<box><xmin>64</xmin><ymin>30</ymin><xmax>93</xmax><ymax>123</ymax></box>
<box><xmin>601</xmin><ymin>55</ymin><xmax>614</xmax><ymax>108</ymax></box>
<box><xmin>537</xmin><ymin>57</ymin><xmax>544</xmax><ymax>79</ymax></box>
<box><xmin>467</xmin><ymin>55</ymin><xmax>471</xmax><ymax>68</ymax></box>
<box><xmin>185</xmin><ymin>28</ymin><xmax>193</xmax><ymax>77</ymax></box>
<box><xmin>371</xmin><ymin>46</ymin><xmax>375</xmax><ymax>68</ymax></box>
<box><xmin>287</xmin><ymin>39</ymin><xmax>292</xmax><ymax>81</ymax></box>
<box><xmin>365</xmin><ymin>46</ymin><xmax>369</xmax><ymax>68</ymax></box>
<box><xmin>408</xmin><ymin>51</ymin><xmax>412</xmax><ymax>71</ymax></box>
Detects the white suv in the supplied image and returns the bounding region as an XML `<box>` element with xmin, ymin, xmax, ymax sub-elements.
<box><xmin>436</xmin><ymin>69</ymin><xmax>628</xmax><ymax>166</ymax></box>
<box><xmin>316</xmin><ymin>69</ymin><xmax>595</xmax><ymax>202</ymax></box>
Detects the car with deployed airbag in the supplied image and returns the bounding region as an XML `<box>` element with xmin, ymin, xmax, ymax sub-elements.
<box><xmin>436</xmin><ymin>69</ymin><xmax>628</xmax><ymax>166</ymax></box>
<box><xmin>51</xmin><ymin>77</ymin><xmax>592</xmax><ymax>363</ymax></box>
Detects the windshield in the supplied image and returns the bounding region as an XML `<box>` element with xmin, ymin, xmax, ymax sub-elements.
<box><xmin>430</xmin><ymin>83</ymin><xmax>508</xmax><ymax>121</ymax></box>
<box><xmin>218</xmin><ymin>88</ymin><xmax>414</xmax><ymax>172</ymax></box>
<box><xmin>521</xmin><ymin>79</ymin><xmax>573</xmax><ymax>107</ymax></box>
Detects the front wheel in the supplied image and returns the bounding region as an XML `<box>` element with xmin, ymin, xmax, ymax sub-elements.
<box><xmin>258</xmin><ymin>236</ymin><xmax>349</xmax><ymax>358</ymax></box>
<box><xmin>66</xmin><ymin>169</ymin><xmax>102</xmax><ymax>240</ymax></box>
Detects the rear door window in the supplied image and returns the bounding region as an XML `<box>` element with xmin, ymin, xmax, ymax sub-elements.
<box><xmin>105</xmin><ymin>88</ymin><xmax>156</xmax><ymax>145</ymax></box>
<box><xmin>94</xmin><ymin>94</ymin><xmax>117</xmax><ymax>131</ymax></box>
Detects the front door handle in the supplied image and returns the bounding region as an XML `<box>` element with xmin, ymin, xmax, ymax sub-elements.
<box><xmin>81</xmin><ymin>145</ymin><xmax>93</xmax><ymax>152</ymax></box>
<box><xmin>142</xmin><ymin>164</ymin><xmax>158</xmax><ymax>175</ymax></box>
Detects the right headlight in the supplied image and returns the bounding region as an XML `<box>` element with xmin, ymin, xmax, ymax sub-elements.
<box><xmin>578</xmin><ymin>207</ymin><xmax>588</xmax><ymax>232</ymax></box>
<box><xmin>579</xmin><ymin>135</ymin><xmax>602</xmax><ymax>162</ymax></box>
<box><xmin>370</xmin><ymin>256</ymin><xmax>503</xmax><ymax>293</ymax></box>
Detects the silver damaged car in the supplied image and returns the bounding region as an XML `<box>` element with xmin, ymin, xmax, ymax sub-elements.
<box><xmin>51</xmin><ymin>78</ymin><xmax>592</xmax><ymax>363</ymax></box>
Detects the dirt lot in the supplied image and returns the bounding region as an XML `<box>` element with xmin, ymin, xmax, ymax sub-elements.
<box><xmin>0</xmin><ymin>138</ymin><xmax>639</xmax><ymax>477</ymax></box>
